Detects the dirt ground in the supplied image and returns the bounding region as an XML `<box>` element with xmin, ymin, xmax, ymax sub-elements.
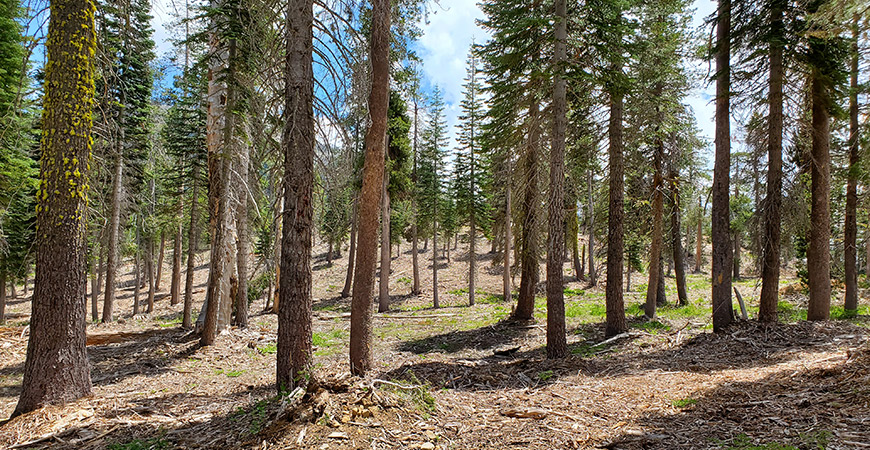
<box><xmin>0</xmin><ymin>238</ymin><xmax>869</xmax><ymax>449</ymax></box>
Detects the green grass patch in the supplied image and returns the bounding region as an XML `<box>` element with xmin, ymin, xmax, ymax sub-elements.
<box><xmin>257</xmin><ymin>343</ymin><xmax>277</xmax><ymax>355</ymax></box>
<box><xmin>537</xmin><ymin>370</ymin><xmax>554</xmax><ymax>381</ymax></box>
<box><xmin>565</xmin><ymin>301</ymin><xmax>606</xmax><ymax>320</ymax></box>
<box><xmin>777</xmin><ymin>301</ymin><xmax>807</xmax><ymax>322</ymax></box>
<box><xmin>718</xmin><ymin>431</ymin><xmax>830</xmax><ymax>450</ymax></box>
<box><xmin>377</xmin><ymin>373</ymin><xmax>435</xmax><ymax>412</ymax></box>
<box><xmin>634</xmin><ymin>320</ymin><xmax>671</xmax><ymax>333</ymax></box>
<box><xmin>156</xmin><ymin>316</ymin><xmax>182</xmax><ymax>328</ymax></box>
<box><xmin>626</xmin><ymin>303</ymin><xmax>644</xmax><ymax>316</ymax></box>
<box><xmin>225</xmin><ymin>369</ymin><xmax>245</xmax><ymax>378</ymax></box>
<box><xmin>671</xmin><ymin>397</ymin><xmax>697</xmax><ymax>408</ymax></box>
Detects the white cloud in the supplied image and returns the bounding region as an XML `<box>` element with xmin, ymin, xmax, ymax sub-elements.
<box><xmin>150</xmin><ymin>0</ymin><xmax>176</xmax><ymax>60</ymax></box>
<box><xmin>416</xmin><ymin>0</ymin><xmax>490</xmax><ymax>152</ymax></box>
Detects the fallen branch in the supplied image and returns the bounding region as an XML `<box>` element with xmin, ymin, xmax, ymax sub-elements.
<box><xmin>733</xmin><ymin>288</ymin><xmax>748</xmax><ymax>320</ymax></box>
<box><xmin>591</xmin><ymin>332</ymin><xmax>635</xmax><ymax>348</ymax></box>
<box><xmin>371</xmin><ymin>379</ymin><xmax>423</xmax><ymax>390</ymax></box>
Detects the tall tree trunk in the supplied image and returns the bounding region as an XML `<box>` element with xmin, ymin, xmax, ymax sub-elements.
<box><xmin>503</xmin><ymin>156</ymin><xmax>512</xmax><ymax>304</ymax></box>
<box><xmin>183</xmin><ymin>165</ymin><xmax>200</xmax><ymax>329</ymax></box>
<box><xmin>695</xmin><ymin>196</ymin><xmax>703</xmax><ymax>273</ymax></box>
<box><xmin>433</xmin><ymin>211</ymin><xmax>440</xmax><ymax>308</ymax></box>
<box><xmin>235</xmin><ymin>143</ymin><xmax>250</xmax><ymax>328</ymax></box>
<box><xmin>514</xmin><ymin>101</ymin><xmax>541</xmax><ymax>321</ymax></box>
<box><xmin>844</xmin><ymin>14</ymin><xmax>859</xmax><ymax>312</ymax></box>
<box><xmin>156</xmin><ymin>231</ymin><xmax>165</xmax><ymax>291</ymax></box>
<box><xmin>732</xmin><ymin>226</ymin><xmax>741</xmax><ymax>280</ymax></box>
<box><xmin>657</xmin><ymin>257</ymin><xmax>667</xmax><ymax>306</ymax></box>
<box><xmin>14</xmin><ymin>0</ymin><xmax>95</xmax><ymax>415</ymax></box>
<box><xmin>645</xmin><ymin>138</ymin><xmax>665</xmax><ymax>319</ymax></box>
<box><xmin>102</xmin><ymin>151</ymin><xmax>123</xmax><ymax>323</ymax></box>
<box><xmin>546</xmin><ymin>0</ymin><xmax>568</xmax><ymax>359</ymax></box>
<box><xmin>202</xmin><ymin>35</ymin><xmax>240</xmax><ymax>346</ymax></box>
<box><xmin>379</xmin><ymin>174</ymin><xmax>391</xmax><ymax>312</ymax></box>
<box><xmin>587</xmin><ymin>169</ymin><xmax>596</xmax><ymax>284</ymax></box>
<box><xmin>350</xmin><ymin>0</ymin><xmax>390</xmax><ymax>376</ymax></box>
<box><xmin>276</xmin><ymin>0</ymin><xmax>314</xmax><ymax>390</ymax></box>
<box><xmin>669</xmin><ymin>170</ymin><xmax>688</xmax><ymax>306</ymax></box>
<box><xmin>605</xmin><ymin>89</ymin><xmax>627</xmax><ymax>337</ymax></box>
<box><xmin>171</xmin><ymin>182</ymin><xmax>183</xmax><ymax>305</ymax></box>
<box><xmin>469</xmin><ymin>149</ymin><xmax>477</xmax><ymax>307</ymax></box>
<box><xmin>807</xmin><ymin>60</ymin><xmax>832</xmax><ymax>321</ymax></box>
<box><xmin>0</xmin><ymin>272</ymin><xmax>6</xmax><ymax>324</ymax></box>
<box><xmin>411</xmin><ymin>99</ymin><xmax>421</xmax><ymax>295</ymax></box>
<box><xmin>91</xmin><ymin>227</ymin><xmax>103</xmax><ymax>322</ymax></box>
<box><xmin>711</xmin><ymin>0</ymin><xmax>734</xmax><ymax>332</ymax></box>
<box><xmin>146</xmin><ymin>235</ymin><xmax>155</xmax><ymax>313</ymax></box>
<box><xmin>341</xmin><ymin>197</ymin><xmax>357</xmax><ymax>298</ymax></box>
<box><xmin>759</xmin><ymin>1</ymin><xmax>783</xmax><ymax>322</ymax></box>
<box><xmin>133</xmin><ymin>227</ymin><xmax>141</xmax><ymax>315</ymax></box>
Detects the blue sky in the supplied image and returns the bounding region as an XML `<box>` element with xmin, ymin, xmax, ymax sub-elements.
<box><xmin>149</xmin><ymin>0</ymin><xmax>720</xmax><ymax>156</ymax></box>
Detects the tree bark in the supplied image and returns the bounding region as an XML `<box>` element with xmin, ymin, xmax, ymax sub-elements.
<box><xmin>645</xmin><ymin>138</ymin><xmax>665</xmax><ymax>319</ymax></box>
<box><xmin>669</xmin><ymin>170</ymin><xmax>688</xmax><ymax>306</ymax></box>
<box><xmin>411</xmin><ymin>99</ymin><xmax>421</xmax><ymax>296</ymax></box>
<box><xmin>171</xmin><ymin>183</ymin><xmax>183</xmax><ymax>306</ymax></box>
<box><xmin>514</xmin><ymin>100</ymin><xmax>541</xmax><ymax>321</ymax></box>
<box><xmin>14</xmin><ymin>0</ymin><xmax>95</xmax><ymax>415</ymax></box>
<box><xmin>276</xmin><ymin>0</ymin><xmax>314</xmax><ymax>390</ymax></box>
<box><xmin>711</xmin><ymin>0</ymin><xmax>734</xmax><ymax>332</ymax></box>
<box><xmin>350</xmin><ymin>0</ymin><xmax>389</xmax><ymax>376</ymax></box>
<box><xmin>695</xmin><ymin>196</ymin><xmax>702</xmax><ymax>273</ymax></box>
<box><xmin>341</xmin><ymin>197</ymin><xmax>357</xmax><ymax>298</ymax></box>
<box><xmin>156</xmin><ymin>230</ymin><xmax>166</xmax><ymax>291</ymax></box>
<box><xmin>759</xmin><ymin>2</ymin><xmax>784</xmax><ymax>322</ymax></box>
<box><xmin>235</xmin><ymin>142</ymin><xmax>250</xmax><ymax>328</ymax></box>
<box><xmin>379</xmin><ymin>173</ymin><xmax>391</xmax><ymax>312</ymax></box>
<box><xmin>102</xmin><ymin>151</ymin><xmax>123</xmax><ymax>323</ymax></box>
<box><xmin>201</xmin><ymin>35</ymin><xmax>240</xmax><ymax>346</ymax></box>
<box><xmin>0</xmin><ymin>273</ymin><xmax>6</xmax><ymax>324</ymax></box>
<box><xmin>807</xmin><ymin>62</ymin><xmax>832</xmax><ymax>321</ymax></box>
<box><xmin>146</xmin><ymin>233</ymin><xmax>155</xmax><ymax>313</ymax></box>
<box><xmin>546</xmin><ymin>0</ymin><xmax>568</xmax><ymax>359</ymax></box>
<box><xmin>183</xmin><ymin>164</ymin><xmax>199</xmax><ymax>329</ymax></box>
<box><xmin>503</xmin><ymin>156</ymin><xmax>512</xmax><ymax>304</ymax></box>
<box><xmin>133</xmin><ymin>227</ymin><xmax>141</xmax><ymax>315</ymax></box>
<box><xmin>844</xmin><ymin>14</ymin><xmax>859</xmax><ymax>312</ymax></box>
<box><xmin>588</xmin><ymin>168</ymin><xmax>596</xmax><ymax>285</ymax></box>
<box><xmin>605</xmin><ymin>89</ymin><xmax>627</xmax><ymax>337</ymax></box>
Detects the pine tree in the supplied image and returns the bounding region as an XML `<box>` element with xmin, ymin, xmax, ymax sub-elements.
<box><xmin>418</xmin><ymin>88</ymin><xmax>448</xmax><ymax>309</ymax></box>
<box><xmin>14</xmin><ymin>0</ymin><xmax>96</xmax><ymax>416</ymax></box>
<box><xmin>454</xmin><ymin>45</ymin><xmax>490</xmax><ymax>307</ymax></box>
<box><xmin>0</xmin><ymin>0</ymin><xmax>37</xmax><ymax>323</ymax></box>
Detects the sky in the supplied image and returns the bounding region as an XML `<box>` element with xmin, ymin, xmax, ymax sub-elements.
<box><xmin>148</xmin><ymin>0</ymin><xmax>720</xmax><ymax>156</ymax></box>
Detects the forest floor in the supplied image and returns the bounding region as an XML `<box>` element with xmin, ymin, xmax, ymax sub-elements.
<box><xmin>1</xmin><ymin>239</ymin><xmax>869</xmax><ymax>449</ymax></box>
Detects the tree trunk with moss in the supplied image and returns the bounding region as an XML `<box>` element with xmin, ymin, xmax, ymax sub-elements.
<box><xmin>14</xmin><ymin>0</ymin><xmax>95</xmax><ymax>416</ymax></box>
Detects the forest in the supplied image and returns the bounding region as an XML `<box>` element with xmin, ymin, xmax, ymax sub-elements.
<box><xmin>0</xmin><ymin>0</ymin><xmax>869</xmax><ymax>448</ymax></box>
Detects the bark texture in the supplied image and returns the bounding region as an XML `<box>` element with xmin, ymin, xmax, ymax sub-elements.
<box><xmin>350</xmin><ymin>0</ymin><xmax>390</xmax><ymax>376</ymax></box>
<box><xmin>712</xmin><ymin>0</ymin><xmax>734</xmax><ymax>332</ymax></box>
<box><xmin>605</xmin><ymin>91</ymin><xmax>627</xmax><ymax>337</ymax></box>
<box><xmin>546</xmin><ymin>0</ymin><xmax>568</xmax><ymax>359</ymax></box>
<box><xmin>807</xmin><ymin>67</ymin><xmax>832</xmax><ymax>321</ymax></box>
<box><xmin>514</xmin><ymin>101</ymin><xmax>541</xmax><ymax>321</ymax></box>
<box><xmin>14</xmin><ymin>0</ymin><xmax>95</xmax><ymax>415</ymax></box>
<box><xmin>276</xmin><ymin>0</ymin><xmax>314</xmax><ymax>390</ymax></box>
<box><xmin>759</xmin><ymin>1</ymin><xmax>784</xmax><ymax>322</ymax></box>
<box><xmin>844</xmin><ymin>15</ymin><xmax>859</xmax><ymax>312</ymax></box>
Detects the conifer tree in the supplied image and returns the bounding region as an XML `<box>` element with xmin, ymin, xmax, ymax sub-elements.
<box><xmin>454</xmin><ymin>45</ymin><xmax>490</xmax><ymax>307</ymax></box>
<box><xmin>418</xmin><ymin>88</ymin><xmax>448</xmax><ymax>309</ymax></box>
